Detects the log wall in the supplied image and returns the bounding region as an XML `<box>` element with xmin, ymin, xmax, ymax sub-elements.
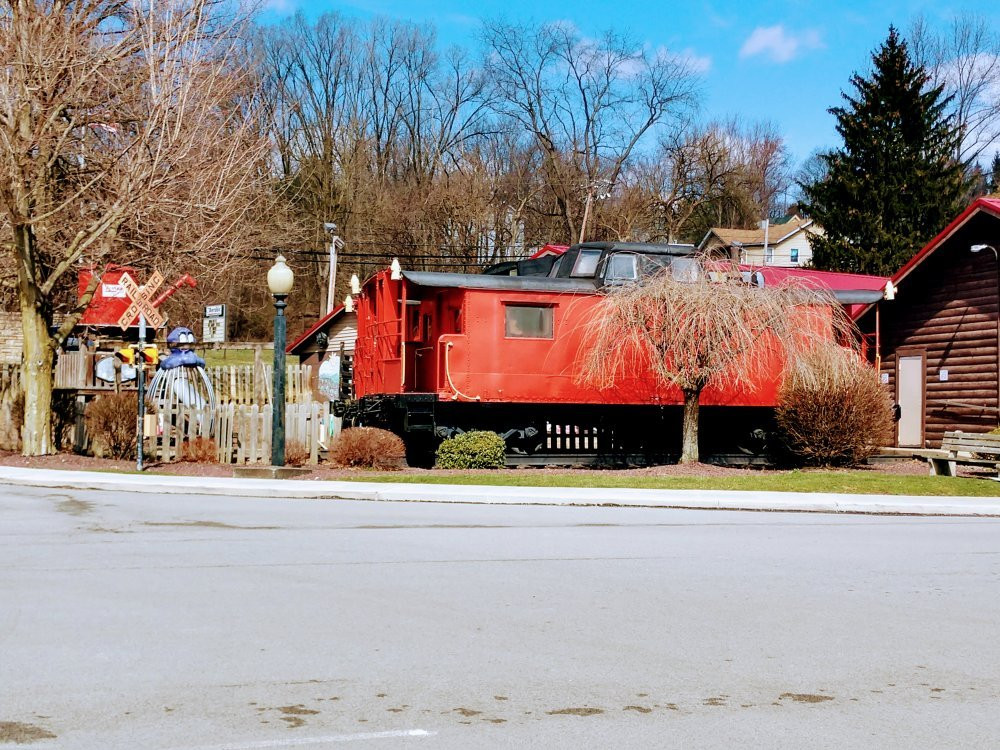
<box><xmin>871</xmin><ymin>213</ymin><xmax>999</xmax><ymax>447</ymax></box>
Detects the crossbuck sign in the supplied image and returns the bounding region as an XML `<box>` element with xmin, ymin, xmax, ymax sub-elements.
<box><xmin>117</xmin><ymin>271</ymin><xmax>165</xmax><ymax>330</ymax></box>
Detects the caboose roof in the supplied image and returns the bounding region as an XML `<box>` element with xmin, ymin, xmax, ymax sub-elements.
<box><xmin>402</xmin><ymin>271</ymin><xmax>597</xmax><ymax>294</ymax></box>
<box><xmin>577</xmin><ymin>241</ymin><xmax>696</xmax><ymax>255</ymax></box>
<box><xmin>401</xmin><ymin>268</ymin><xmax>884</xmax><ymax>302</ymax></box>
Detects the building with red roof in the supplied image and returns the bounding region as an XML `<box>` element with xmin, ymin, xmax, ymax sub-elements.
<box><xmin>286</xmin><ymin>304</ymin><xmax>356</xmax><ymax>403</ymax></box>
<box><xmin>857</xmin><ymin>196</ymin><xmax>1000</xmax><ymax>448</ymax></box>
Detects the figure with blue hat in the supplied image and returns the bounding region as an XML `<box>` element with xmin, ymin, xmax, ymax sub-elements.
<box><xmin>147</xmin><ymin>326</ymin><xmax>216</xmax><ymax>413</ymax></box>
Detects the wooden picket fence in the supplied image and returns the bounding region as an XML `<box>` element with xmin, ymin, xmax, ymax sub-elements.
<box><xmin>150</xmin><ymin>401</ymin><xmax>330</xmax><ymax>464</ymax></box>
<box><xmin>53</xmin><ymin>352</ymin><xmax>123</xmax><ymax>391</ymax></box>
<box><xmin>45</xmin><ymin>353</ymin><xmax>312</xmax><ymax>403</ymax></box>
<box><xmin>206</xmin><ymin>364</ymin><xmax>313</xmax><ymax>405</ymax></box>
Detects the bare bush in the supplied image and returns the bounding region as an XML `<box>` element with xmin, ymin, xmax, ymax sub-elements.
<box><xmin>776</xmin><ymin>344</ymin><xmax>894</xmax><ymax>466</ymax></box>
<box><xmin>85</xmin><ymin>394</ymin><xmax>137</xmax><ymax>460</ymax></box>
<box><xmin>179</xmin><ymin>437</ymin><xmax>218</xmax><ymax>463</ymax></box>
<box><xmin>284</xmin><ymin>441</ymin><xmax>310</xmax><ymax>467</ymax></box>
<box><xmin>331</xmin><ymin>427</ymin><xmax>406</xmax><ymax>469</ymax></box>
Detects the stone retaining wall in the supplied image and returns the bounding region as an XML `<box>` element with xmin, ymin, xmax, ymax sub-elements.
<box><xmin>0</xmin><ymin>312</ymin><xmax>21</xmax><ymax>364</ymax></box>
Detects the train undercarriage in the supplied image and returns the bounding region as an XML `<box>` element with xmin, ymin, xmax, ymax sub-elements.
<box><xmin>337</xmin><ymin>394</ymin><xmax>779</xmax><ymax>467</ymax></box>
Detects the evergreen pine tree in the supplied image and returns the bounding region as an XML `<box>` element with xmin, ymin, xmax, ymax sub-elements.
<box><xmin>989</xmin><ymin>153</ymin><xmax>1000</xmax><ymax>194</ymax></box>
<box><xmin>801</xmin><ymin>27</ymin><xmax>968</xmax><ymax>275</ymax></box>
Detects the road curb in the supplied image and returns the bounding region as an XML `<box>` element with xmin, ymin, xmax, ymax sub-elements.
<box><xmin>1</xmin><ymin>466</ymin><xmax>999</xmax><ymax>517</ymax></box>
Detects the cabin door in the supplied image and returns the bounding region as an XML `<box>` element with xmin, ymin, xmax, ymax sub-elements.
<box><xmin>896</xmin><ymin>354</ymin><xmax>925</xmax><ymax>448</ymax></box>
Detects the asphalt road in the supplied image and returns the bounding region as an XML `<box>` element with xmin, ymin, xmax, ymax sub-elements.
<box><xmin>2</xmin><ymin>486</ymin><xmax>1000</xmax><ymax>749</ymax></box>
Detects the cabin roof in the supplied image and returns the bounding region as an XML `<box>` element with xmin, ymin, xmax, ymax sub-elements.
<box><xmin>892</xmin><ymin>196</ymin><xmax>1000</xmax><ymax>286</ymax></box>
<box><xmin>287</xmin><ymin>304</ymin><xmax>350</xmax><ymax>355</ymax></box>
<box><xmin>747</xmin><ymin>265</ymin><xmax>888</xmax><ymax>291</ymax></box>
<box><xmin>699</xmin><ymin>216</ymin><xmax>816</xmax><ymax>250</ymax></box>
<box><xmin>855</xmin><ymin>195</ymin><xmax>1000</xmax><ymax>321</ymax></box>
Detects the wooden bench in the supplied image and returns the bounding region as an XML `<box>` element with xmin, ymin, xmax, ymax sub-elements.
<box><xmin>926</xmin><ymin>431</ymin><xmax>1000</xmax><ymax>477</ymax></box>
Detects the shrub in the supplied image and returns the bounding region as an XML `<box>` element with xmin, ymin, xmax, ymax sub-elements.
<box><xmin>85</xmin><ymin>393</ymin><xmax>138</xmax><ymax>459</ymax></box>
<box><xmin>180</xmin><ymin>436</ymin><xmax>218</xmax><ymax>463</ymax></box>
<box><xmin>284</xmin><ymin>440</ymin><xmax>310</xmax><ymax>467</ymax></box>
<box><xmin>776</xmin><ymin>345</ymin><xmax>894</xmax><ymax>466</ymax></box>
<box><xmin>435</xmin><ymin>430</ymin><xmax>506</xmax><ymax>469</ymax></box>
<box><xmin>331</xmin><ymin>427</ymin><xmax>406</xmax><ymax>469</ymax></box>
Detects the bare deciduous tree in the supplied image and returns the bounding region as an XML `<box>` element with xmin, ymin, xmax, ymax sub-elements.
<box><xmin>576</xmin><ymin>258</ymin><xmax>850</xmax><ymax>463</ymax></box>
<box><xmin>909</xmin><ymin>13</ymin><xmax>1000</xmax><ymax>164</ymax></box>
<box><xmin>482</xmin><ymin>20</ymin><xmax>700</xmax><ymax>243</ymax></box>
<box><xmin>594</xmin><ymin>119</ymin><xmax>792</xmax><ymax>244</ymax></box>
<box><xmin>253</xmin><ymin>13</ymin><xmax>498</xmax><ymax>304</ymax></box>
<box><xmin>0</xmin><ymin>0</ymin><xmax>272</xmax><ymax>454</ymax></box>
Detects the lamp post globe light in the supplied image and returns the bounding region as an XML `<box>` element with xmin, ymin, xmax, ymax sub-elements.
<box><xmin>268</xmin><ymin>255</ymin><xmax>294</xmax><ymax>466</ymax></box>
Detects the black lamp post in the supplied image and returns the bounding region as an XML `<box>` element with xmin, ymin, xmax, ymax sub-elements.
<box><xmin>268</xmin><ymin>255</ymin><xmax>294</xmax><ymax>466</ymax></box>
<box><xmin>971</xmin><ymin>244</ymin><xmax>999</xmax><ymax>420</ymax></box>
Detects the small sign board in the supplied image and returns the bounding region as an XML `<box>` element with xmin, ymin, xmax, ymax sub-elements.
<box><xmin>318</xmin><ymin>354</ymin><xmax>341</xmax><ymax>401</ymax></box>
<box><xmin>203</xmin><ymin>304</ymin><xmax>227</xmax><ymax>344</ymax></box>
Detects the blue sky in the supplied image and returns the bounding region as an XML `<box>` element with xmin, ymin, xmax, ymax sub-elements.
<box><xmin>260</xmin><ymin>0</ymin><xmax>1000</xmax><ymax>168</ymax></box>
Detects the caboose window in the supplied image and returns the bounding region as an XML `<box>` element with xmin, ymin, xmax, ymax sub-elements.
<box><xmin>505</xmin><ymin>305</ymin><xmax>553</xmax><ymax>338</ymax></box>
<box><xmin>571</xmin><ymin>249</ymin><xmax>602</xmax><ymax>277</ymax></box>
<box><xmin>605</xmin><ymin>253</ymin><xmax>637</xmax><ymax>283</ymax></box>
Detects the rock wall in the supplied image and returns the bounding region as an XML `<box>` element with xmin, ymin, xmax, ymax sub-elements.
<box><xmin>0</xmin><ymin>312</ymin><xmax>22</xmax><ymax>364</ymax></box>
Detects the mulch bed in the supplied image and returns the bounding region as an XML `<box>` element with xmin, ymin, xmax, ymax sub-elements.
<box><xmin>0</xmin><ymin>449</ymin><xmax>937</xmax><ymax>479</ymax></box>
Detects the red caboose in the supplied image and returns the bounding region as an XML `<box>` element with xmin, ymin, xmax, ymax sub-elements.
<box><xmin>339</xmin><ymin>242</ymin><xmax>883</xmax><ymax>464</ymax></box>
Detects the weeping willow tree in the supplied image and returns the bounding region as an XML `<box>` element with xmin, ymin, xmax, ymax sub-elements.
<box><xmin>577</xmin><ymin>258</ymin><xmax>853</xmax><ymax>463</ymax></box>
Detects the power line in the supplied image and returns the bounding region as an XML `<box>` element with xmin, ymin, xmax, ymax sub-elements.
<box><xmin>248</xmin><ymin>255</ymin><xmax>493</xmax><ymax>269</ymax></box>
<box><xmin>249</xmin><ymin>250</ymin><xmax>519</xmax><ymax>263</ymax></box>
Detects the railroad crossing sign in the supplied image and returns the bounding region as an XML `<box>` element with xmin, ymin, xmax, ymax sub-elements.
<box><xmin>117</xmin><ymin>270</ymin><xmax>165</xmax><ymax>330</ymax></box>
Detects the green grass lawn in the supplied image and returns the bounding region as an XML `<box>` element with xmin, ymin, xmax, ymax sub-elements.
<box><xmin>329</xmin><ymin>470</ymin><xmax>1000</xmax><ymax>497</ymax></box>
<box><xmin>200</xmin><ymin>348</ymin><xmax>299</xmax><ymax>367</ymax></box>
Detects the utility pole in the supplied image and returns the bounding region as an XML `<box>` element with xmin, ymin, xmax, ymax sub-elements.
<box><xmin>760</xmin><ymin>219</ymin><xmax>770</xmax><ymax>265</ymax></box>
<box><xmin>323</xmin><ymin>222</ymin><xmax>343</xmax><ymax>316</ymax></box>
<box><xmin>578</xmin><ymin>179</ymin><xmax>613</xmax><ymax>244</ymax></box>
<box><xmin>579</xmin><ymin>188</ymin><xmax>594</xmax><ymax>244</ymax></box>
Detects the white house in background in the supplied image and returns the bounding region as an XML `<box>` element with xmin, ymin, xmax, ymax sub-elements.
<box><xmin>698</xmin><ymin>214</ymin><xmax>824</xmax><ymax>267</ymax></box>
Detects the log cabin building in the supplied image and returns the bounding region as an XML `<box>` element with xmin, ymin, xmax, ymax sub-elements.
<box><xmin>857</xmin><ymin>197</ymin><xmax>1000</xmax><ymax>448</ymax></box>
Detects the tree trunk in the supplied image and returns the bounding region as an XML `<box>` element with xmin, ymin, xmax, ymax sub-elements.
<box><xmin>20</xmin><ymin>307</ymin><xmax>55</xmax><ymax>456</ymax></box>
<box><xmin>680</xmin><ymin>386</ymin><xmax>702</xmax><ymax>464</ymax></box>
<box><xmin>15</xmin><ymin>223</ymin><xmax>55</xmax><ymax>456</ymax></box>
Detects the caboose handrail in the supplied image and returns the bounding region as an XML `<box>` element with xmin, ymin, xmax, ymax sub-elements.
<box><xmin>444</xmin><ymin>340</ymin><xmax>480</xmax><ymax>402</ymax></box>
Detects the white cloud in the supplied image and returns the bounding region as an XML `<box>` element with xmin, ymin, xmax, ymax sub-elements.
<box><xmin>263</xmin><ymin>0</ymin><xmax>296</xmax><ymax>14</ymax></box>
<box><xmin>648</xmin><ymin>45</ymin><xmax>712</xmax><ymax>75</ymax></box>
<box><xmin>739</xmin><ymin>25</ymin><xmax>823</xmax><ymax>64</ymax></box>
<box><xmin>677</xmin><ymin>48</ymin><xmax>712</xmax><ymax>74</ymax></box>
